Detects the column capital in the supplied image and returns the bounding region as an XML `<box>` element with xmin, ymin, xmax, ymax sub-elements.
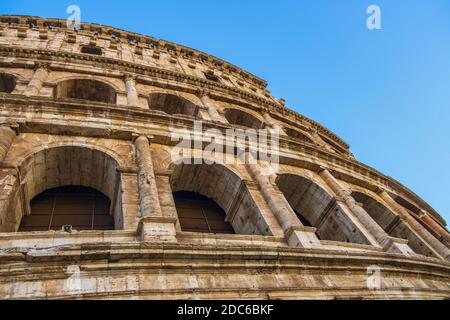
<box><xmin>0</xmin><ymin>122</ymin><xmax>19</xmax><ymax>135</ymax></box>
<box><xmin>417</xmin><ymin>209</ymin><xmax>428</xmax><ymax>218</ymax></box>
<box><xmin>315</xmin><ymin>165</ymin><xmax>328</xmax><ymax>174</ymax></box>
<box><xmin>34</xmin><ymin>62</ymin><xmax>50</xmax><ymax>71</ymax></box>
<box><xmin>132</xmin><ymin>134</ymin><xmax>154</xmax><ymax>144</ymax></box>
<box><xmin>196</xmin><ymin>88</ymin><xmax>210</xmax><ymax>98</ymax></box>
<box><xmin>124</xmin><ymin>73</ymin><xmax>138</xmax><ymax>82</ymax></box>
<box><xmin>241</xmin><ymin>178</ymin><xmax>259</xmax><ymax>190</ymax></box>
<box><xmin>374</xmin><ymin>187</ymin><xmax>385</xmax><ymax>195</ymax></box>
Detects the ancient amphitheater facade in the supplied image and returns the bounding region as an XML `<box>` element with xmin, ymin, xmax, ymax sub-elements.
<box><xmin>0</xmin><ymin>15</ymin><xmax>449</xmax><ymax>300</ymax></box>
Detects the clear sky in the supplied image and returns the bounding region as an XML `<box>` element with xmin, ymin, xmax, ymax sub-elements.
<box><xmin>1</xmin><ymin>0</ymin><xmax>449</xmax><ymax>224</ymax></box>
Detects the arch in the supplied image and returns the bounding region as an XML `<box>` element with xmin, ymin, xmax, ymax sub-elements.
<box><xmin>276</xmin><ymin>173</ymin><xmax>371</xmax><ymax>245</ymax></box>
<box><xmin>52</xmin><ymin>75</ymin><xmax>122</xmax><ymax>92</ymax></box>
<box><xmin>148</xmin><ymin>92</ymin><xmax>201</xmax><ymax>117</ymax></box>
<box><xmin>12</xmin><ymin>140</ymin><xmax>129</xmax><ymax>171</ymax></box>
<box><xmin>0</xmin><ymin>73</ymin><xmax>17</xmax><ymax>93</ymax></box>
<box><xmin>55</xmin><ymin>78</ymin><xmax>117</xmax><ymax>104</ymax></box>
<box><xmin>169</xmin><ymin>159</ymin><xmax>271</xmax><ymax>236</ymax></box>
<box><xmin>223</xmin><ymin>108</ymin><xmax>265</xmax><ymax>130</ymax></box>
<box><xmin>284</xmin><ymin>127</ymin><xmax>314</xmax><ymax>143</ymax></box>
<box><xmin>12</xmin><ymin>145</ymin><xmax>123</xmax><ymax>232</ymax></box>
<box><xmin>351</xmin><ymin>191</ymin><xmax>436</xmax><ymax>257</ymax></box>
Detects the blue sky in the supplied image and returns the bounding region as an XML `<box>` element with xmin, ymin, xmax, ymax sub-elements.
<box><xmin>1</xmin><ymin>0</ymin><xmax>449</xmax><ymax>224</ymax></box>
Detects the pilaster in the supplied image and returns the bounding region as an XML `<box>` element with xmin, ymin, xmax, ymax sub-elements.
<box><xmin>134</xmin><ymin>135</ymin><xmax>176</xmax><ymax>242</ymax></box>
<box><xmin>24</xmin><ymin>63</ymin><xmax>49</xmax><ymax>97</ymax></box>
<box><xmin>246</xmin><ymin>161</ymin><xmax>321</xmax><ymax>248</ymax></box>
<box><xmin>199</xmin><ymin>91</ymin><xmax>228</xmax><ymax>124</ymax></box>
<box><xmin>125</xmin><ymin>74</ymin><xmax>139</xmax><ymax>108</ymax></box>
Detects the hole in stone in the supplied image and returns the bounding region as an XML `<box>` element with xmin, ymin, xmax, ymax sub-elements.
<box><xmin>81</xmin><ymin>45</ymin><xmax>103</xmax><ymax>56</ymax></box>
<box><xmin>0</xmin><ymin>73</ymin><xmax>17</xmax><ymax>93</ymax></box>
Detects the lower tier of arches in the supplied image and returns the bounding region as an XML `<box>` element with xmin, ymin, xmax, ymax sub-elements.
<box><xmin>0</xmin><ymin>132</ymin><xmax>448</xmax><ymax>263</ymax></box>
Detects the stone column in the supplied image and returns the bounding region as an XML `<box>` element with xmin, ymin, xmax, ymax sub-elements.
<box><xmin>155</xmin><ymin>171</ymin><xmax>181</xmax><ymax>231</ymax></box>
<box><xmin>24</xmin><ymin>64</ymin><xmax>49</xmax><ymax>97</ymax></box>
<box><xmin>135</xmin><ymin>135</ymin><xmax>162</xmax><ymax>217</ymax></box>
<box><xmin>318</xmin><ymin>168</ymin><xmax>415</xmax><ymax>255</ymax></box>
<box><xmin>199</xmin><ymin>92</ymin><xmax>228</xmax><ymax>124</ymax></box>
<box><xmin>0</xmin><ymin>126</ymin><xmax>16</xmax><ymax>162</ymax></box>
<box><xmin>246</xmin><ymin>161</ymin><xmax>321</xmax><ymax>248</ymax></box>
<box><xmin>125</xmin><ymin>75</ymin><xmax>139</xmax><ymax>107</ymax></box>
<box><xmin>377</xmin><ymin>189</ymin><xmax>450</xmax><ymax>261</ymax></box>
<box><xmin>134</xmin><ymin>135</ymin><xmax>177</xmax><ymax>242</ymax></box>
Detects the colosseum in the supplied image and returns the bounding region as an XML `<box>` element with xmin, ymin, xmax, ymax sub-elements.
<box><xmin>0</xmin><ymin>15</ymin><xmax>449</xmax><ymax>300</ymax></box>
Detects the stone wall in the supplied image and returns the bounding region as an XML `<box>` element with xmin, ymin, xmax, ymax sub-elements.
<box><xmin>0</xmin><ymin>15</ymin><xmax>449</xmax><ymax>299</ymax></box>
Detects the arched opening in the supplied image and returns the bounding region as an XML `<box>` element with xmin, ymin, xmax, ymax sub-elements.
<box><xmin>19</xmin><ymin>186</ymin><xmax>113</xmax><ymax>232</ymax></box>
<box><xmin>284</xmin><ymin>127</ymin><xmax>314</xmax><ymax>143</ymax></box>
<box><xmin>170</xmin><ymin>161</ymin><xmax>272</xmax><ymax>236</ymax></box>
<box><xmin>55</xmin><ymin>79</ymin><xmax>116</xmax><ymax>104</ymax></box>
<box><xmin>276</xmin><ymin>174</ymin><xmax>371</xmax><ymax>244</ymax></box>
<box><xmin>351</xmin><ymin>191</ymin><xmax>436</xmax><ymax>257</ymax></box>
<box><xmin>173</xmin><ymin>191</ymin><xmax>234</xmax><ymax>234</ymax></box>
<box><xmin>148</xmin><ymin>93</ymin><xmax>200</xmax><ymax>117</ymax></box>
<box><xmin>0</xmin><ymin>73</ymin><xmax>17</xmax><ymax>93</ymax></box>
<box><xmin>81</xmin><ymin>45</ymin><xmax>103</xmax><ymax>56</ymax></box>
<box><xmin>223</xmin><ymin>109</ymin><xmax>264</xmax><ymax>130</ymax></box>
<box><xmin>10</xmin><ymin>146</ymin><xmax>123</xmax><ymax>232</ymax></box>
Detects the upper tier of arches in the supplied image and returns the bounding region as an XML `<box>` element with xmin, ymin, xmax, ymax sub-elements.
<box><xmin>0</xmin><ymin>14</ymin><xmax>351</xmax><ymax>152</ymax></box>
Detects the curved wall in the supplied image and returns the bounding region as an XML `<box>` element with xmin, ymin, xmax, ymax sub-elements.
<box><xmin>0</xmin><ymin>15</ymin><xmax>449</xmax><ymax>299</ymax></box>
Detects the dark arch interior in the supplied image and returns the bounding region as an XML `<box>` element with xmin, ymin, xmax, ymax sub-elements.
<box><xmin>284</xmin><ymin>127</ymin><xmax>314</xmax><ymax>143</ymax></box>
<box><xmin>292</xmin><ymin>208</ymin><xmax>321</xmax><ymax>239</ymax></box>
<box><xmin>0</xmin><ymin>73</ymin><xmax>16</xmax><ymax>93</ymax></box>
<box><xmin>352</xmin><ymin>192</ymin><xmax>398</xmax><ymax>231</ymax></box>
<box><xmin>223</xmin><ymin>109</ymin><xmax>264</xmax><ymax>130</ymax></box>
<box><xmin>173</xmin><ymin>191</ymin><xmax>235</xmax><ymax>234</ymax></box>
<box><xmin>170</xmin><ymin>162</ymin><xmax>272</xmax><ymax>236</ymax></box>
<box><xmin>148</xmin><ymin>93</ymin><xmax>199</xmax><ymax>117</ymax></box>
<box><xmin>19</xmin><ymin>186</ymin><xmax>114</xmax><ymax>232</ymax></box>
<box><xmin>276</xmin><ymin>174</ymin><xmax>370</xmax><ymax>244</ymax></box>
<box><xmin>351</xmin><ymin>191</ymin><xmax>436</xmax><ymax>257</ymax></box>
<box><xmin>55</xmin><ymin>79</ymin><xmax>116</xmax><ymax>103</ymax></box>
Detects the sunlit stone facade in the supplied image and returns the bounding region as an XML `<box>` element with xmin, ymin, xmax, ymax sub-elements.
<box><xmin>0</xmin><ymin>15</ymin><xmax>449</xmax><ymax>299</ymax></box>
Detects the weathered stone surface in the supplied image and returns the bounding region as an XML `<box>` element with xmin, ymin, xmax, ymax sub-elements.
<box><xmin>0</xmin><ymin>15</ymin><xmax>448</xmax><ymax>300</ymax></box>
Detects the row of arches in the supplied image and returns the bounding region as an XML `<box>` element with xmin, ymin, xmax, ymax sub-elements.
<box><xmin>0</xmin><ymin>72</ymin><xmax>321</xmax><ymax>146</ymax></box>
<box><xmin>6</xmin><ymin>144</ymin><xmax>436</xmax><ymax>257</ymax></box>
